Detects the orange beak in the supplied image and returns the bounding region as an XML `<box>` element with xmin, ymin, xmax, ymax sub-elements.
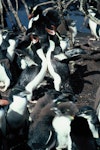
<box><xmin>0</xmin><ymin>99</ymin><xmax>9</xmax><ymax>106</ymax></box>
<box><xmin>45</xmin><ymin>27</ymin><xmax>56</xmax><ymax>35</ymax></box>
<box><xmin>28</xmin><ymin>14</ymin><xmax>34</xmax><ymax>20</ymax></box>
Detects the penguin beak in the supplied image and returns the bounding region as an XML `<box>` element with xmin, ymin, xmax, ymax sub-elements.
<box><xmin>28</xmin><ymin>14</ymin><xmax>34</xmax><ymax>20</ymax></box>
<box><xmin>69</xmin><ymin>115</ymin><xmax>74</xmax><ymax>120</ymax></box>
<box><xmin>45</xmin><ymin>27</ymin><xmax>56</xmax><ymax>35</ymax></box>
<box><xmin>0</xmin><ymin>99</ymin><xmax>9</xmax><ymax>106</ymax></box>
<box><xmin>76</xmin><ymin>111</ymin><xmax>85</xmax><ymax>118</ymax></box>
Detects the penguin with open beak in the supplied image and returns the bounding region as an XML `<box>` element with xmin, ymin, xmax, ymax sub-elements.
<box><xmin>24</xmin><ymin>35</ymin><xmax>48</xmax><ymax>101</ymax></box>
<box><xmin>15</xmin><ymin>33</ymin><xmax>48</xmax><ymax>101</ymax></box>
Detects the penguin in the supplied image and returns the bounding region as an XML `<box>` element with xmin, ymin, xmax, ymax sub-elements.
<box><xmin>0</xmin><ymin>28</ymin><xmax>19</xmax><ymax>62</ymax></box>
<box><xmin>0</xmin><ymin>98</ymin><xmax>9</xmax><ymax>150</ymax></box>
<box><xmin>76</xmin><ymin>105</ymin><xmax>100</xmax><ymax>148</ymax></box>
<box><xmin>28</xmin><ymin>102</ymin><xmax>57</xmax><ymax>150</ymax></box>
<box><xmin>46</xmin><ymin>40</ymin><xmax>70</xmax><ymax>91</ymax></box>
<box><xmin>88</xmin><ymin>8</ymin><xmax>100</xmax><ymax>40</ymax></box>
<box><xmin>15</xmin><ymin>48</ymin><xmax>38</xmax><ymax>70</ymax></box>
<box><xmin>94</xmin><ymin>86</ymin><xmax>100</xmax><ymax>122</ymax></box>
<box><xmin>27</xmin><ymin>5</ymin><xmax>61</xmax><ymax>54</ymax></box>
<box><xmin>0</xmin><ymin>27</ymin><xmax>9</xmax><ymax>49</ymax></box>
<box><xmin>64</xmin><ymin>17</ymin><xmax>77</xmax><ymax>46</ymax></box>
<box><xmin>6</xmin><ymin>90</ymin><xmax>30</xmax><ymax>149</ymax></box>
<box><xmin>24</xmin><ymin>37</ymin><xmax>48</xmax><ymax>101</ymax></box>
<box><xmin>0</xmin><ymin>99</ymin><xmax>9</xmax><ymax>136</ymax></box>
<box><xmin>52</xmin><ymin>101</ymin><xmax>78</xmax><ymax>150</ymax></box>
<box><xmin>0</xmin><ymin>61</ymin><xmax>11</xmax><ymax>92</ymax></box>
<box><xmin>15</xmin><ymin>33</ymin><xmax>48</xmax><ymax>101</ymax></box>
<box><xmin>71</xmin><ymin>115</ymin><xmax>98</xmax><ymax>150</ymax></box>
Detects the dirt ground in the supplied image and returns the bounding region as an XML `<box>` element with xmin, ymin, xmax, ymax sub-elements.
<box><xmin>70</xmin><ymin>32</ymin><xmax>100</xmax><ymax>109</ymax></box>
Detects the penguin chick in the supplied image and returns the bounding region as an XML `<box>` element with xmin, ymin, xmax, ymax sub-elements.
<box><xmin>52</xmin><ymin>101</ymin><xmax>78</xmax><ymax>150</ymax></box>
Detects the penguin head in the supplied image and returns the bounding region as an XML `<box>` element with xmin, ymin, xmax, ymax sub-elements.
<box><xmin>28</xmin><ymin>5</ymin><xmax>43</xmax><ymax>20</ymax></box>
<box><xmin>76</xmin><ymin>106</ymin><xmax>96</xmax><ymax>120</ymax></box>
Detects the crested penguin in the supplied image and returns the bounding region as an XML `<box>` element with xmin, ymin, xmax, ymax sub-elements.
<box><xmin>24</xmin><ymin>36</ymin><xmax>48</xmax><ymax>101</ymax></box>
<box><xmin>27</xmin><ymin>5</ymin><xmax>61</xmax><ymax>54</ymax></box>
<box><xmin>46</xmin><ymin>40</ymin><xmax>70</xmax><ymax>91</ymax></box>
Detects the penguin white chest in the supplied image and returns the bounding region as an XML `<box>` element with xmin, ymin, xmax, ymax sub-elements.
<box><xmin>89</xmin><ymin>19</ymin><xmax>99</xmax><ymax>39</ymax></box>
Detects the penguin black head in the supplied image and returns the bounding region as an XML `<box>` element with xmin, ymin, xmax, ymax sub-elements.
<box><xmin>28</xmin><ymin>5</ymin><xmax>43</xmax><ymax>20</ymax></box>
<box><xmin>8</xmin><ymin>86</ymin><xmax>25</xmax><ymax>102</ymax></box>
<box><xmin>76</xmin><ymin>105</ymin><xmax>99</xmax><ymax>124</ymax></box>
<box><xmin>77</xmin><ymin>106</ymin><xmax>96</xmax><ymax>116</ymax></box>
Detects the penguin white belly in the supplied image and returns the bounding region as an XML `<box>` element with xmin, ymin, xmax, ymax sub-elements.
<box><xmin>89</xmin><ymin>19</ymin><xmax>99</xmax><ymax>39</ymax></box>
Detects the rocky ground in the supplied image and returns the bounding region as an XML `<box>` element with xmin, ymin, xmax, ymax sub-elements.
<box><xmin>70</xmin><ymin>32</ymin><xmax>100</xmax><ymax>109</ymax></box>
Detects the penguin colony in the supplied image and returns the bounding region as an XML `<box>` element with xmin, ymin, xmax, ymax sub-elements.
<box><xmin>0</xmin><ymin>1</ymin><xmax>100</xmax><ymax>150</ymax></box>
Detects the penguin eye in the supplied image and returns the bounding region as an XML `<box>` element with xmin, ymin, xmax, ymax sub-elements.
<box><xmin>32</xmin><ymin>8</ymin><xmax>34</xmax><ymax>14</ymax></box>
<box><xmin>84</xmin><ymin>111</ymin><xmax>88</xmax><ymax>114</ymax></box>
<box><xmin>84</xmin><ymin>110</ymin><xmax>92</xmax><ymax>115</ymax></box>
<box><xmin>66</xmin><ymin>109</ymin><xmax>70</xmax><ymax>112</ymax></box>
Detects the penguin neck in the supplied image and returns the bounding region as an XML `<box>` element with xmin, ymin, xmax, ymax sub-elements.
<box><xmin>8</xmin><ymin>95</ymin><xmax>27</xmax><ymax>115</ymax></box>
<box><xmin>25</xmin><ymin>48</ymin><xmax>47</xmax><ymax>99</ymax></box>
<box><xmin>6</xmin><ymin>39</ymin><xmax>17</xmax><ymax>61</ymax></box>
<box><xmin>46</xmin><ymin>40</ymin><xmax>55</xmax><ymax>64</ymax></box>
<box><xmin>87</xmin><ymin>119</ymin><xmax>99</xmax><ymax>138</ymax></box>
<box><xmin>47</xmin><ymin>40</ymin><xmax>55</xmax><ymax>54</ymax></box>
